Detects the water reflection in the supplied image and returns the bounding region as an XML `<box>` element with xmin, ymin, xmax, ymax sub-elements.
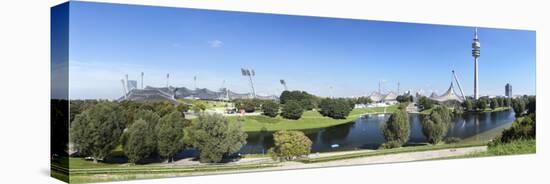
<box><xmin>240</xmin><ymin>110</ymin><xmax>515</xmax><ymax>154</ymax></box>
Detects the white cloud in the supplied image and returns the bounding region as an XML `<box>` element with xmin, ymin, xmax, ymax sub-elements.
<box><xmin>208</xmin><ymin>40</ymin><xmax>223</xmax><ymax>48</ymax></box>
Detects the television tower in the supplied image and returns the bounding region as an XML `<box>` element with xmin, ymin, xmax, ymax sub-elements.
<box><xmin>472</xmin><ymin>28</ymin><xmax>481</xmax><ymax>100</ymax></box>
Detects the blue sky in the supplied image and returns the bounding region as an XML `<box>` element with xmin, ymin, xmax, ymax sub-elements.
<box><xmin>64</xmin><ymin>1</ymin><xmax>536</xmax><ymax>100</ymax></box>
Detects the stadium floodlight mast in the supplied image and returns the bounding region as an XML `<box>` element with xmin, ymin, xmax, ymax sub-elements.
<box><xmin>280</xmin><ymin>79</ymin><xmax>288</xmax><ymax>91</ymax></box>
<box><xmin>120</xmin><ymin>79</ymin><xmax>128</xmax><ymax>100</ymax></box>
<box><xmin>329</xmin><ymin>86</ymin><xmax>334</xmax><ymax>99</ymax></box>
<box><xmin>241</xmin><ymin>68</ymin><xmax>256</xmax><ymax>98</ymax></box>
<box><xmin>141</xmin><ymin>72</ymin><xmax>144</xmax><ymax>89</ymax></box>
<box><xmin>397</xmin><ymin>81</ymin><xmax>400</xmax><ymax>95</ymax></box>
<box><xmin>194</xmin><ymin>75</ymin><xmax>197</xmax><ymax>89</ymax></box>
<box><xmin>166</xmin><ymin>73</ymin><xmax>170</xmax><ymax>88</ymax></box>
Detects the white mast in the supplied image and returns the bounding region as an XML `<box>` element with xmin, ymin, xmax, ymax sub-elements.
<box><xmin>141</xmin><ymin>72</ymin><xmax>144</xmax><ymax>89</ymax></box>
<box><xmin>121</xmin><ymin>79</ymin><xmax>127</xmax><ymax>99</ymax></box>
<box><xmin>166</xmin><ymin>73</ymin><xmax>170</xmax><ymax>88</ymax></box>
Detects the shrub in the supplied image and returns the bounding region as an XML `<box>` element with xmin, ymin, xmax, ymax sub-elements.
<box><xmin>192</xmin><ymin>101</ymin><xmax>207</xmax><ymax>113</ymax></box>
<box><xmin>379</xmin><ymin>141</ymin><xmax>402</xmax><ymax>149</ymax></box>
<box><xmin>444</xmin><ymin>137</ymin><xmax>462</xmax><ymax>144</ymax></box>
<box><xmin>381</xmin><ymin>110</ymin><xmax>410</xmax><ymax>147</ymax></box>
<box><xmin>281</xmin><ymin>100</ymin><xmax>304</xmax><ymax>120</ymax></box>
<box><xmin>421</xmin><ymin>106</ymin><xmax>451</xmax><ymax>144</ymax></box>
<box><xmin>269</xmin><ymin>131</ymin><xmax>312</xmax><ymax>161</ymax></box>
<box><xmin>493</xmin><ymin>114</ymin><xmax>535</xmax><ymax>144</ymax></box>
<box><xmin>176</xmin><ymin>103</ymin><xmax>190</xmax><ymax>116</ymax></box>
<box><xmin>261</xmin><ymin>100</ymin><xmax>279</xmax><ymax>117</ymax></box>
<box><xmin>189</xmin><ymin>113</ymin><xmax>247</xmax><ymax>163</ymax></box>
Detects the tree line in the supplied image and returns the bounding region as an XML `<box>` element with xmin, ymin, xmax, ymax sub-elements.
<box><xmin>260</xmin><ymin>90</ymin><xmax>363</xmax><ymax>120</ymax></box>
<box><xmin>70</xmin><ymin>101</ymin><xmax>247</xmax><ymax>164</ymax></box>
<box><xmin>381</xmin><ymin>95</ymin><xmax>536</xmax><ymax>149</ymax></box>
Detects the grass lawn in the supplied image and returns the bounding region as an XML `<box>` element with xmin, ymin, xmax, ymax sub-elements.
<box><xmin>480</xmin><ymin>106</ymin><xmax>511</xmax><ymax>112</ymax></box>
<box><xmin>229</xmin><ymin>105</ymin><xmax>398</xmax><ymax>132</ymax></box>
<box><xmin>65</xmin><ymin>157</ymin><xmax>278</xmax><ymax>183</ymax></box>
<box><xmin>177</xmin><ymin>99</ymin><xmax>231</xmax><ymax>109</ymax></box>
<box><xmin>433</xmin><ymin>139</ymin><xmax>535</xmax><ymax>160</ymax></box>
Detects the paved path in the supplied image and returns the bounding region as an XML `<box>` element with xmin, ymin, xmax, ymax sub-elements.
<box><xmin>181</xmin><ymin>146</ymin><xmax>487</xmax><ymax>176</ymax></box>
<box><xmin>298</xmin><ymin>146</ymin><xmax>486</xmax><ymax>168</ymax></box>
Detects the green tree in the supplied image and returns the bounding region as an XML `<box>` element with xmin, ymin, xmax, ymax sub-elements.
<box><xmin>526</xmin><ymin>96</ymin><xmax>536</xmax><ymax>114</ymax></box>
<box><xmin>234</xmin><ymin>99</ymin><xmax>258</xmax><ymax>113</ymax></box>
<box><xmin>189</xmin><ymin>113</ymin><xmax>247</xmax><ymax>163</ymax></box>
<box><xmin>421</xmin><ymin>106</ymin><xmax>451</xmax><ymax>144</ymax></box>
<box><xmin>268</xmin><ymin>131</ymin><xmax>312</xmax><ymax>161</ymax></box>
<box><xmin>498</xmin><ymin>97</ymin><xmax>505</xmax><ymax>108</ymax></box>
<box><xmin>381</xmin><ymin>110</ymin><xmax>410</xmax><ymax>148</ymax></box>
<box><xmin>495</xmin><ymin>113</ymin><xmax>535</xmax><ymax>144</ymax></box>
<box><xmin>70</xmin><ymin>102</ymin><xmax>126</xmax><ymax>163</ymax></box>
<box><xmin>355</xmin><ymin>96</ymin><xmax>373</xmax><ymax>104</ymax></box>
<box><xmin>279</xmin><ymin>90</ymin><xmax>319</xmax><ymax>110</ymax></box>
<box><xmin>176</xmin><ymin>103</ymin><xmax>190</xmax><ymax>117</ymax></box>
<box><xmin>124</xmin><ymin>119</ymin><xmax>155</xmax><ymax>164</ymax></box>
<box><xmin>396</xmin><ymin>95</ymin><xmax>413</xmax><ymax>103</ymax></box>
<box><xmin>281</xmin><ymin>100</ymin><xmax>304</xmax><ymax>120</ymax></box>
<box><xmin>504</xmin><ymin>98</ymin><xmax>512</xmax><ymax>107</ymax></box>
<box><xmin>156</xmin><ymin>111</ymin><xmax>185</xmax><ymax>162</ymax></box>
<box><xmin>318</xmin><ymin>98</ymin><xmax>353</xmax><ymax>119</ymax></box>
<box><xmin>512</xmin><ymin>98</ymin><xmax>526</xmax><ymax>116</ymax></box>
<box><xmin>418</xmin><ymin>96</ymin><xmax>435</xmax><ymax>110</ymax></box>
<box><xmin>463</xmin><ymin>99</ymin><xmax>475</xmax><ymax>112</ymax></box>
<box><xmin>156</xmin><ymin>101</ymin><xmax>176</xmax><ymax>117</ymax></box>
<box><xmin>130</xmin><ymin>109</ymin><xmax>161</xmax><ymax>152</ymax></box>
<box><xmin>476</xmin><ymin>98</ymin><xmax>488</xmax><ymax>110</ymax></box>
<box><xmin>490</xmin><ymin>98</ymin><xmax>498</xmax><ymax>110</ymax></box>
<box><xmin>261</xmin><ymin>100</ymin><xmax>280</xmax><ymax>117</ymax></box>
<box><xmin>192</xmin><ymin>101</ymin><xmax>207</xmax><ymax>113</ymax></box>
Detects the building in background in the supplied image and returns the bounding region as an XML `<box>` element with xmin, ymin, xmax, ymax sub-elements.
<box><xmin>127</xmin><ymin>80</ymin><xmax>138</xmax><ymax>91</ymax></box>
<box><xmin>505</xmin><ymin>83</ymin><xmax>513</xmax><ymax>98</ymax></box>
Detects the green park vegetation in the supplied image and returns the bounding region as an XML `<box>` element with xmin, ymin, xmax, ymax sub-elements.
<box><xmin>380</xmin><ymin>109</ymin><xmax>410</xmax><ymax>148</ymax></box>
<box><xmin>228</xmin><ymin>108</ymin><xmax>379</xmax><ymax>132</ymax></box>
<box><xmin>261</xmin><ymin>100</ymin><xmax>280</xmax><ymax>117</ymax></box>
<box><xmin>69</xmin><ymin>101</ymin><xmax>247</xmax><ymax>164</ymax></box>
<box><xmin>70</xmin><ymin>102</ymin><xmax>126</xmax><ymax>163</ymax></box>
<box><xmin>60</xmin><ymin>90</ymin><xmax>536</xmax><ymax>183</ymax></box>
<box><xmin>189</xmin><ymin>113</ymin><xmax>247</xmax><ymax>163</ymax></box>
<box><xmin>281</xmin><ymin>100</ymin><xmax>304</xmax><ymax>120</ymax></box>
<box><xmin>269</xmin><ymin>131</ymin><xmax>313</xmax><ymax>161</ymax></box>
<box><xmin>224</xmin><ymin>90</ymin><xmax>395</xmax><ymax>132</ymax></box>
<box><xmin>421</xmin><ymin>106</ymin><xmax>452</xmax><ymax>145</ymax></box>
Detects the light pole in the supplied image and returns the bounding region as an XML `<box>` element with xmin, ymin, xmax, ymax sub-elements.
<box><xmin>241</xmin><ymin>68</ymin><xmax>256</xmax><ymax>98</ymax></box>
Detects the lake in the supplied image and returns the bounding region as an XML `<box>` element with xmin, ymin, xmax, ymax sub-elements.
<box><xmin>240</xmin><ymin>109</ymin><xmax>516</xmax><ymax>154</ymax></box>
